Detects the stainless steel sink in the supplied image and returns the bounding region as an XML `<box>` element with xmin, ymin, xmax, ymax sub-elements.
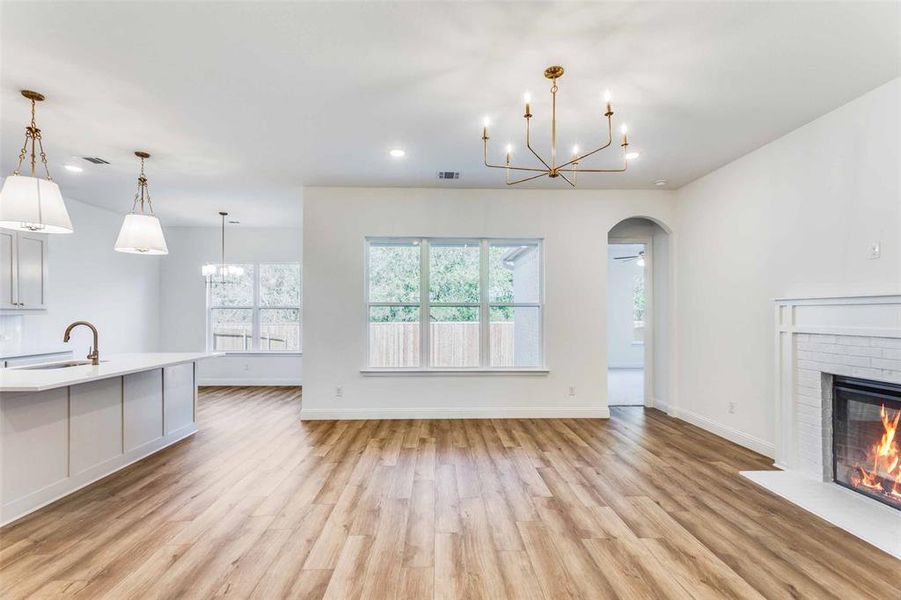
<box><xmin>15</xmin><ymin>360</ymin><xmax>107</xmax><ymax>370</ymax></box>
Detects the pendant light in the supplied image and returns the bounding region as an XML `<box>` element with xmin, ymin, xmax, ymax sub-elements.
<box><xmin>114</xmin><ymin>151</ymin><xmax>168</xmax><ymax>255</ymax></box>
<box><xmin>202</xmin><ymin>212</ymin><xmax>243</xmax><ymax>282</ymax></box>
<box><xmin>0</xmin><ymin>90</ymin><xmax>73</xmax><ymax>233</ymax></box>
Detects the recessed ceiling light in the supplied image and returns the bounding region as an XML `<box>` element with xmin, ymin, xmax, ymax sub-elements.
<box><xmin>654</xmin><ymin>179</ymin><xmax>667</xmax><ymax>186</ymax></box>
<box><xmin>64</xmin><ymin>164</ymin><xmax>83</xmax><ymax>173</ymax></box>
<box><xmin>625</xmin><ymin>152</ymin><xmax>640</xmax><ymax>160</ymax></box>
<box><xmin>389</xmin><ymin>148</ymin><xmax>405</xmax><ymax>158</ymax></box>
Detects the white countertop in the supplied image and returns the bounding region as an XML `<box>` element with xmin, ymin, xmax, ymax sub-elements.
<box><xmin>0</xmin><ymin>352</ymin><xmax>223</xmax><ymax>392</ymax></box>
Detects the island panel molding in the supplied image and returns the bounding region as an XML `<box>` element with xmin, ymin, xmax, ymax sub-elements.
<box><xmin>70</xmin><ymin>378</ymin><xmax>123</xmax><ymax>476</ymax></box>
<box><xmin>164</xmin><ymin>363</ymin><xmax>195</xmax><ymax>435</ymax></box>
<box><xmin>124</xmin><ymin>369</ymin><xmax>164</xmax><ymax>452</ymax></box>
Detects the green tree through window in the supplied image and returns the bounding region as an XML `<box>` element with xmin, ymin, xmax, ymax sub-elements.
<box><xmin>633</xmin><ymin>273</ymin><xmax>645</xmax><ymax>322</ymax></box>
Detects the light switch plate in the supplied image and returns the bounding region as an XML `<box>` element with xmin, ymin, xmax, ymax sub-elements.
<box><xmin>867</xmin><ymin>242</ymin><xmax>881</xmax><ymax>259</ymax></box>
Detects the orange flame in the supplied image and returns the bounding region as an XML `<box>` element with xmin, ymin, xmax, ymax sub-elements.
<box><xmin>850</xmin><ymin>404</ymin><xmax>901</xmax><ymax>504</ymax></box>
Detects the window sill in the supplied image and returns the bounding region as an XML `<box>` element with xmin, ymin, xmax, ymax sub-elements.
<box><xmin>215</xmin><ymin>351</ymin><xmax>303</xmax><ymax>357</ymax></box>
<box><xmin>360</xmin><ymin>367</ymin><xmax>549</xmax><ymax>376</ymax></box>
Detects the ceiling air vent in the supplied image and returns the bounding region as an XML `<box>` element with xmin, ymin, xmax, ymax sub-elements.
<box><xmin>437</xmin><ymin>171</ymin><xmax>460</xmax><ymax>180</ymax></box>
<box><xmin>82</xmin><ymin>157</ymin><xmax>110</xmax><ymax>164</ymax></box>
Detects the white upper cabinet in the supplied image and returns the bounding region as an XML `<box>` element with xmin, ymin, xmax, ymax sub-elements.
<box><xmin>0</xmin><ymin>229</ymin><xmax>48</xmax><ymax>310</ymax></box>
<box><xmin>0</xmin><ymin>230</ymin><xmax>15</xmax><ymax>310</ymax></box>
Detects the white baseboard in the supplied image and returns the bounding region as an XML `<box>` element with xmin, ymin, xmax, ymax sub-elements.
<box><xmin>300</xmin><ymin>406</ymin><xmax>610</xmax><ymax>420</ymax></box>
<box><xmin>608</xmin><ymin>363</ymin><xmax>644</xmax><ymax>370</ymax></box>
<box><xmin>671</xmin><ymin>407</ymin><xmax>775</xmax><ymax>458</ymax></box>
<box><xmin>648</xmin><ymin>397</ymin><xmax>672</xmax><ymax>414</ymax></box>
<box><xmin>198</xmin><ymin>379</ymin><xmax>302</xmax><ymax>387</ymax></box>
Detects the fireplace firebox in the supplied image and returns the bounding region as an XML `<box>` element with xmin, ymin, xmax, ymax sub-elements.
<box><xmin>832</xmin><ymin>376</ymin><xmax>901</xmax><ymax>510</ymax></box>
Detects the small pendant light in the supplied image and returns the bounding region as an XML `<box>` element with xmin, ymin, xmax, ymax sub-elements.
<box><xmin>114</xmin><ymin>151</ymin><xmax>168</xmax><ymax>255</ymax></box>
<box><xmin>202</xmin><ymin>212</ymin><xmax>243</xmax><ymax>282</ymax></box>
<box><xmin>0</xmin><ymin>90</ymin><xmax>73</xmax><ymax>233</ymax></box>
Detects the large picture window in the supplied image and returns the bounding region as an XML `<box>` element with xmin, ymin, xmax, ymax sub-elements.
<box><xmin>207</xmin><ymin>262</ymin><xmax>301</xmax><ymax>352</ymax></box>
<box><xmin>366</xmin><ymin>238</ymin><xmax>543</xmax><ymax>370</ymax></box>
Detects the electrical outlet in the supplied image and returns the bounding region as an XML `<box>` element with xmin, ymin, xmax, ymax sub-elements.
<box><xmin>568</xmin><ymin>385</ymin><xmax>576</xmax><ymax>397</ymax></box>
<box><xmin>336</xmin><ymin>386</ymin><xmax>343</xmax><ymax>398</ymax></box>
<box><xmin>867</xmin><ymin>242</ymin><xmax>881</xmax><ymax>259</ymax></box>
<box><xmin>243</xmin><ymin>363</ymin><xmax>250</xmax><ymax>371</ymax></box>
<box><xmin>728</xmin><ymin>401</ymin><xmax>736</xmax><ymax>414</ymax></box>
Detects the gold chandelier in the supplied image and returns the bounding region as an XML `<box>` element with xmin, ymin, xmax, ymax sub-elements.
<box><xmin>482</xmin><ymin>65</ymin><xmax>633</xmax><ymax>186</ymax></box>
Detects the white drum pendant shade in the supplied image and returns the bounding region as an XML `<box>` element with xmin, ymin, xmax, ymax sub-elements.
<box><xmin>0</xmin><ymin>175</ymin><xmax>73</xmax><ymax>233</ymax></box>
<box><xmin>114</xmin><ymin>213</ymin><xmax>168</xmax><ymax>255</ymax></box>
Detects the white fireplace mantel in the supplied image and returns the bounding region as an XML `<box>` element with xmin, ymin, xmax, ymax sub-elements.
<box><xmin>772</xmin><ymin>293</ymin><xmax>901</xmax><ymax>472</ymax></box>
<box><xmin>742</xmin><ymin>293</ymin><xmax>901</xmax><ymax>558</ymax></box>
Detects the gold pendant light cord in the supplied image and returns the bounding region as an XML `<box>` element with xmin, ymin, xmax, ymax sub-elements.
<box><xmin>220</xmin><ymin>212</ymin><xmax>228</xmax><ymax>284</ymax></box>
<box><xmin>550</xmin><ymin>78</ymin><xmax>557</xmax><ymax>169</ymax></box>
<box><xmin>12</xmin><ymin>97</ymin><xmax>53</xmax><ymax>180</ymax></box>
<box><xmin>129</xmin><ymin>155</ymin><xmax>155</xmax><ymax>215</ymax></box>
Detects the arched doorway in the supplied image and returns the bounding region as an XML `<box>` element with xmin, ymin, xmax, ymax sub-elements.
<box><xmin>607</xmin><ymin>217</ymin><xmax>673</xmax><ymax>411</ymax></box>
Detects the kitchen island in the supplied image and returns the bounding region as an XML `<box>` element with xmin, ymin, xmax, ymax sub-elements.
<box><xmin>0</xmin><ymin>352</ymin><xmax>221</xmax><ymax>525</ymax></box>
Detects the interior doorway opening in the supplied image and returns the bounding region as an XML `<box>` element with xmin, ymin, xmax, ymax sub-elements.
<box><xmin>607</xmin><ymin>217</ymin><xmax>672</xmax><ymax>411</ymax></box>
<box><xmin>607</xmin><ymin>243</ymin><xmax>647</xmax><ymax>405</ymax></box>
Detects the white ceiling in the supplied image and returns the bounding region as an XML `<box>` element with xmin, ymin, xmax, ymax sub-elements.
<box><xmin>1</xmin><ymin>1</ymin><xmax>898</xmax><ymax>226</ymax></box>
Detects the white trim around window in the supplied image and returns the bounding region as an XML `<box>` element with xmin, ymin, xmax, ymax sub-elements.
<box><xmin>363</xmin><ymin>237</ymin><xmax>546</xmax><ymax>373</ymax></box>
<box><xmin>206</xmin><ymin>261</ymin><xmax>302</xmax><ymax>354</ymax></box>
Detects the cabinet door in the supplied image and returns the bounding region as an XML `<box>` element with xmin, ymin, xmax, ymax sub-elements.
<box><xmin>164</xmin><ymin>363</ymin><xmax>195</xmax><ymax>435</ymax></box>
<box><xmin>1</xmin><ymin>388</ymin><xmax>69</xmax><ymax>506</ymax></box>
<box><xmin>0</xmin><ymin>229</ymin><xmax>16</xmax><ymax>309</ymax></box>
<box><xmin>70</xmin><ymin>378</ymin><xmax>123</xmax><ymax>476</ymax></box>
<box><xmin>16</xmin><ymin>232</ymin><xmax>47</xmax><ymax>309</ymax></box>
<box><xmin>124</xmin><ymin>369</ymin><xmax>164</xmax><ymax>452</ymax></box>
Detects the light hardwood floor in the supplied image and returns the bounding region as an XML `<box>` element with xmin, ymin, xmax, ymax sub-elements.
<box><xmin>1</xmin><ymin>386</ymin><xmax>898</xmax><ymax>599</ymax></box>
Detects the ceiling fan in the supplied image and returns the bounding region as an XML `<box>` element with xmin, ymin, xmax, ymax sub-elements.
<box><xmin>613</xmin><ymin>251</ymin><xmax>646</xmax><ymax>266</ymax></box>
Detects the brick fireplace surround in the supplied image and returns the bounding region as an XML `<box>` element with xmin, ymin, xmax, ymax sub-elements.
<box><xmin>741</xmin><ymin>293</ymin><xmax>901</xmax><ymax>558</ymax></box>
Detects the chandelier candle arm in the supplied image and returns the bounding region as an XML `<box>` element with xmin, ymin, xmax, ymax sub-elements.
<box><xmin>506</xmin><ymin>170</ymin><xmax>549</xmax><ymax>186</ymax></box>
<box><xmin>569</xmin><ymin>134</ymin><xmax>630</xmax><ymax>173</ymax></box>
<box><xmin>558</xmin><ymin>170</ymin><xmax>575</xmax><ymax>187</ymax></box>
<box><xmin>556</xmin><ymin>115</ymin><xmax>614</xmax><ymax>171</ymax></box>
<box><xmin>525</xmin><ymin>116</ymin><xmax>552</xmax><ymax>171</ymax></box>
<box><xmin>482</xmin><ymin>135</ymin><xmax>547</xmax><ymax>173</ymax></box>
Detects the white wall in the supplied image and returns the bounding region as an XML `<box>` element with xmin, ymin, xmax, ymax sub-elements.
<box><xmin>672</xmin><ymin>77</ymin><xmax>901</xmax><ymax>456</ymax></box>
<box><xmin>302</xmin><ymin>187</ymin><xmax>675</xmax><ymax>419</ymax></box>
<box><xmin>652</xmin><ymin>230</ymin><xmax>671</xmax><ymax>410</ymax></box>
<box><xmin>1</xmin><ymin>198</ymin><xmax>161</xmax><ymax>359</ymax></box>
<box><xmin>158</xmin><ymin>226</ymin><xmax>303</xmax><ymax>385</ymax></box>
